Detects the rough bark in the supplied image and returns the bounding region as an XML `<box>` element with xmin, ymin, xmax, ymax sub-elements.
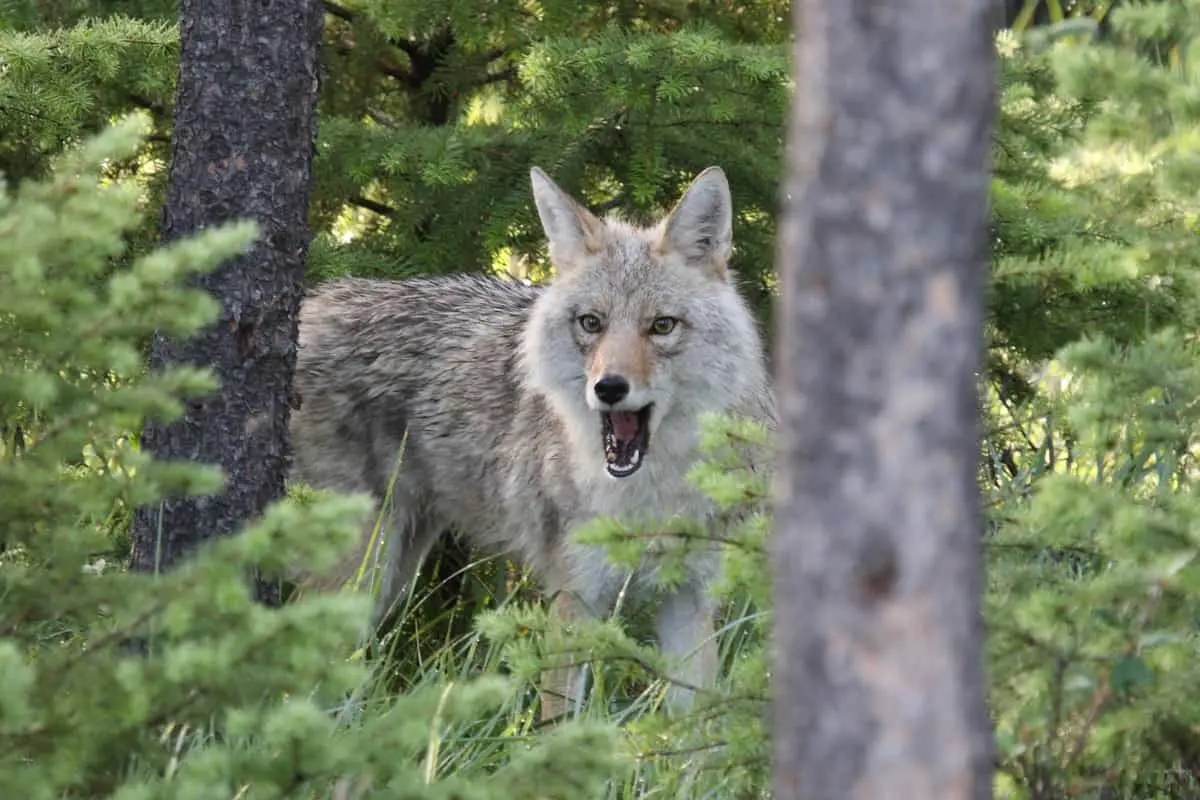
<box><xmin>129</xmin><ymin>0</ymin><xmax>324</xmax><ymax>604</ymax></box>
<box><xmin>771</xmin><ymin>1</ymin><xmax>996</xmax><ymax>798</ymax></box>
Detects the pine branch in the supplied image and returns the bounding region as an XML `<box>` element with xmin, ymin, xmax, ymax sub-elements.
<box><xmin>322</xmin><ymin>1</ymin><xmax>429</xmax><ymax>62</ymax></box>
<box><xmin>329</xmin><ymin>35</ymin><xmax>410</xmax><ymax>83</ymax></box>
<box><xmin>350</xmin><ymin>195</ymin><xmax>396</xmax><ymax>217</ymax></box>
<box><xmin>0</xmin><ymin>104</ymin><xmax>69</xmax><ymax>127</ymax></box>
<box><xmin>322</xmin><ymin>0</ymin><xmax>354</xmax><ymax>24</ymax></box>
<box><xmin>482</xmin><ymin>67</ymin><xmax>517</xmax><ymax>85</ymax></box>
<box><xmin>366</xmin><ymin>109</ymin><xmax>399</xmax><ymax>127</ymax></box>
<box><xmin>595</xmin><ymin>193</ymin><xmax>627</xmax><ymax>213</ymax></box>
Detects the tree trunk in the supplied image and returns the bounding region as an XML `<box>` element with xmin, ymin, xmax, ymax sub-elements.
<box><xmin>129</xmin><ymin>0</ymin><xmax>324</xmax><ymax>605</ymax></box>
<box><xmin>771</xmin><ymin>1</ymin><xmax>996</xmax><ymax>798</ymax></box>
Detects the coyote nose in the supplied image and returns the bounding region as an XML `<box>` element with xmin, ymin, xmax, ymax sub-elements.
<box><xmin>593</xmin><ymin>375</ymin><xmax>630</xmax><ymax>406</ymax></box>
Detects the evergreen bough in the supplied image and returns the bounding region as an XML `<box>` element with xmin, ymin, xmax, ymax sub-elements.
<box><xmin>6</xmin><ymin>2</ymin><xmax>1200</xmax><ymax>798</ymax></box>
<box><xmin>0</xmin><ymin>116</ymin><xmax>622</xmax><ymax>799</ymax></box>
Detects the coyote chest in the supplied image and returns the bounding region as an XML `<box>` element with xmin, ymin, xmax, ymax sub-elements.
<box><xmin>575</xmin><ymin>453</ymin><xmax>708</xmax><ymax>523</ymax></box>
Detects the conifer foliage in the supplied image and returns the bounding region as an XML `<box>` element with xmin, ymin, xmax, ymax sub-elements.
<box><xmin>984</xmin><ymin>4</ymin><xmax>1200</xmax><ymax>796</ymax></box>
<box><xmin>4</xmin><ymin>0</ymin><xmax>1200</xmax><ymax>798</ymax></box>
<box><xmin>0</xmin><ymin>117</ymin><xmax>621</xmax><ymax>799</ymax></box>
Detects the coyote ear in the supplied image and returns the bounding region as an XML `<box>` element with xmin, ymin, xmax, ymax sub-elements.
<box><xmin>530</xmin><ymin>167</ymin><xmax>605</xmax><ymax>270</ymax></box>
<box><xmin>657</xmin><ymin>167</ymin><xmax>733</xmax><ymax>280</ymax></box>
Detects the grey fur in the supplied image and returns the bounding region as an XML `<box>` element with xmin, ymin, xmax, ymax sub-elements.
<box><xmin>290</xmin><ymin>166</ymin><xmax>776</xmax><ymax>715</ymax></box>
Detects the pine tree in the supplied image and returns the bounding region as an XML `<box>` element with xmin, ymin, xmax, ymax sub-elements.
<box><xmin>771</xmin><ymin>0</ymin><xmax>996</xmax><ymax>796</ymax></box>
<box><xmin>127</xmin><ymin>0</ymin><xmax>325</xmax><ymax>602</ymax></box>
<box><xmin>8</xmin><ymin>4</ymin><xmax>1200</xmax><ymax>797</ymax></box>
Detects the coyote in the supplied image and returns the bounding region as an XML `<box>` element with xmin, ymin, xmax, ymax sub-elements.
<box><xmin>290</xmin><ymin>166</ymin><xmax>775</xmax><ymax>718</ymax></box>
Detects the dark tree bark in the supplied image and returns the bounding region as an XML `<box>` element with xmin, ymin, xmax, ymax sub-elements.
<box><xmin>129</xmin><ymin>0</ymin><xmax>324</xmax><ymax>605</ymax></box>
<box><xmin>771</xmin><ymin>1</ymin><xmax>996</xmax><ymax>798</ymax></box>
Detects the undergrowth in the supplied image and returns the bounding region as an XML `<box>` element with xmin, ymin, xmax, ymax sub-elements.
<box><xmin>7</xmin><ymin>5</ymin><xmax>1200</xmax><ymax>798</ymax></box>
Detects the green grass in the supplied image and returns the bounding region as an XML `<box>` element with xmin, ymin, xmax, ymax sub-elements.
<box><xmin>240</xmin><ymin>470</ymin><xmax>774</xmax><ymax>798</ymax></box>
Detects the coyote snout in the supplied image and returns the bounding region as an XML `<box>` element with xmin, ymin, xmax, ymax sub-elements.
<box><xmin>582</xmin><ymin>320</ymin><xmax>662</xmax><ymax>477</ymax></box>
<box><xmin>589</xmin><ymin>370</ymin><xmax>656</xmax><ymax>479</ymax></box>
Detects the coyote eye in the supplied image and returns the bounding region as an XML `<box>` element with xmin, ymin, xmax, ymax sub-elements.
<box><xmin>578</xmin><ymin>313</ymin><xmax>603</xmax><ymax>334</ymax></box>
<box><xmin>649</xmin><ymin>316</ymin><xmax>678</xmax><ymax>336</ymax></box>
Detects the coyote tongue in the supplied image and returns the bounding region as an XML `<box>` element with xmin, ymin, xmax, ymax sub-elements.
<box><xmin>610</xmin><ymin>411</ymin><xmax>640</xmax><ymax>441</ymax></box>
<box><xmin>601</xmin><ymin>406</ymin><xmax>652</xmax><ymax>478</ymax></box>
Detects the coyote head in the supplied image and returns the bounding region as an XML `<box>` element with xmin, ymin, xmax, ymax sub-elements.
<box><xmin>521</xmin><ymin>166</ymin><xmax>766</xmax><ymax>480</ymax></box>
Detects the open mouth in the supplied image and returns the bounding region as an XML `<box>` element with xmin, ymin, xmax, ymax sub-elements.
<box><xmin>600</xmin><ymin>405</ymin><xmax>652</xmax><ymax>478</ymax></box>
